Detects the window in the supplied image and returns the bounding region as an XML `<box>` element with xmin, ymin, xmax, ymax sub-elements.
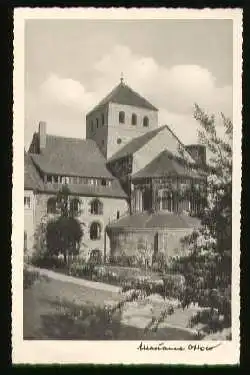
<box><xmin>54</xmin><ymin>176</ymin><xmax>59</xmax><ymax>183</ymax></box>
<box><xmin>131</xmin><ymin>113</ymin><xmax>137</xmax><ymax>125</ymax></box>
<box><xmin>24</xmin><ymin>231</ymin><xmax>27</xmax><ymax>252</ymax></box>
<box><xmin>101</xmin><ymin>179</ymin><xmax>107</xmax><ymax>186</ymax></box>
<box><xmin>143</xmin><ymin>116</ymin><xmax>149</xmax><ymax>127</ymax></box>
<box><xmin>161</xmin><ymin>190</ymin><xmax>172</xmax><ymax>212</ymax></box>
<box><xmin>101</xmin><ymin>113</ymin><xmax>105</xmax><ymax>126</ymax></box>
<box><xmin>24</xmin><ymin>196</ymin><xmax>31</xmax><ymax>209</ymax></box>
<box><xmin>117</xmin><ymin>210</ymin><xmax>120</xmax><ymax>219</ymax></box>
<box><xmin>96</xmin><ymin>118</ymin><xmax>99</xmax><ymax>128</ymax></box>
<box><xmin>73</xmin><ymin>176</ymin><xmax>78</xmax><ymax>184</ymax></box>
<box><xmin>90</xmin><ymin>222</ymin><xmax>102</xmax><ymax>240</ymax></box>
<box><xmin>70</xmin><ymin>198</ymin><xmax>80</xmax><ymax>216</ymax></box>
<box><xmin>119</xmin><ymin>111</ymin><xmax>125</xmax><ymax>124</ymax></box>
<box><xmin>47</xmin><ymin>175</ymin><xmax>52</xmax><ymax>183</ymax></box>
<box><xmin>47</xmin><ymin>197</ymin><xmax>57</xmax><ymax>214</ymax></box>
<box><xmin>90</xmin><ymin>198</ymin><xmax>103</xmax><ymax>215</ymax></box>
<box><xmin>117</xmin><ymin>138</ymin><xmax>122</xmax><ymax>144</ymax></box>
<box><xmin>91</xmin><ymin>121</ymin><xmax>94</xmax><ymax>132</ymax></box>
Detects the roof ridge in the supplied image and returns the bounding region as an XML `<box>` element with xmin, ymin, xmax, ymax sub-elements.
<box><xmin>46</xmin><ymin>134</ymin><xmax>89</xmax><ymax>142</ymax></box>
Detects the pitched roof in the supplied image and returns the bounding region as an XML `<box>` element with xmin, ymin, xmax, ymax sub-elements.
<box><xmin>24</xmin><ymin>151</ymin><xmax>44</xmax><ymax>190</ymax></box>
<box><xmin>87</xmin><ymin>82</ymin><xmax>158</xmax><ymax>115</ymax></box>
<box><xmin>132</xmin><ymin>150</ymin><xmax>206</xmax><ymax>180</ymax></box>
<box><xmin>30</xmin><ymin>135</ymin><xmax>113</xmax><ymax>178</ymax></box>
<box><xmin>107</xmin><ymin>212</ymin><xmax>200</xmax><ymax>230</ymax></box>
<box><xmin>108</xmin><ymin>125</ymin><xmax>168</xmax><ymax>162</ymax></box>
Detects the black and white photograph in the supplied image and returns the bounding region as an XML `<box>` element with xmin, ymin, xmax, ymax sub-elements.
<box><xmin>12</xmin><ymin>8</ymin><xmax>241</xmax><ymax>365</ymax></box>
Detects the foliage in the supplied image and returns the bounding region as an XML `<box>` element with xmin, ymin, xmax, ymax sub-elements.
<box><xmin>88</xmin><ymin>249</ymin><xmax>103</xmax><ymax>265</ymax></box>
<box><xmin>170</xmin><ymin>105</ymin><xmax>232</xmax><ymax>332</ymax></box>
<box><xmin>23</xmin><ymin>265</ymin><xmax>49</xmax><ymax>289</ymax></box>
<box><xmin>46</xmin><ymin>186</ymin><xmax>84</xmax><ymax>264</ymax></box>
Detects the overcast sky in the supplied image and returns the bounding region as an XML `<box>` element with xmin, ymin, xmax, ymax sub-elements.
<box><xmin>25</xmin><ymin>19</ymin><xmax>233</xmax><ymax>149</ymax></box>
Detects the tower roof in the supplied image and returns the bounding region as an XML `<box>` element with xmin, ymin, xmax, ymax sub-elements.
<box><xmin>87</xmin><ymin>81</ymin><xmax>158</xmax><ymax>115</ymax></box>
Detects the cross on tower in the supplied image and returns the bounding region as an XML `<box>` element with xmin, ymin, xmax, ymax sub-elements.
<box><xmin>120</xmin><ymin>72</ymin><xmax>124</xmax><ymax>84</ymax></box>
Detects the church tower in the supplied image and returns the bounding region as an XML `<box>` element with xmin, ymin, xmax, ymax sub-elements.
<box><xmin>86</xmin><ymin>76</ymin><xmax>159</xmax><ymax>159</ymax></box>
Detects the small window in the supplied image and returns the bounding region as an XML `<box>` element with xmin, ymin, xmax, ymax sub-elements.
<box><xmin>90</xmin><ymin>222</ymin><xmax>102</xmax><ymax>240</ymax></box>
<box><xmin>131</xmin><ymin>113</ymin><xmax>137</xmax><ymax>126</ymax></box>
<box><xmin>73</xmin><ymin>176</ymin><xmax>78</xmax><ymax>184</ymax></box>
<box><xmin>24</xmin><ymin>196</ymin><xmax>31</xmax><ymax>209</ymax></box>
<box><xmin>70</xmin><ymin>198</ymin><xmax>80</xmax><ymax>216</ymax></box>
<box><xmin>90</xmin><ymin>199</ymin><xmax>103</xmax><ymax>215</ymax></box>
<box><xmin>47</xmin><ymin>197</ymin><xmax>57</xmax><ymax>214</ymax></box>
<box><xmin>91</xmin><ymin>121</ymin><xmax>94</xmax><ymax>132</ymax></box>
<box><xmin>101</xmin><ymin>179</ymin><xmax>107</xmax><ymax>186</ymax></box>
<box><xmin>117</xmin><ymin>138</ymin><xmax>122</xmax><ymax>144</ymax></box>
<box><xmin>47</xmin><ymin>175</ymin><xmax>52</xmax><ymax>183</ymax></box>
<box><xmin>54</xmin><ymin>176</ymin><xmax>58</xmax><ymax>183</ymax></box>
<box><xmin>119</xmin><ymin>111</ymin><xmax>125</xmax><ymax>124</ymax></box>
<box><xmin>143</xmin><ymin>116</ymin><xmax>149</xmax><ymax>127</ymax></box>
<box><xmin>101</xmin><ymin>113</ymin><xmax>105</xmax><ymax>126</ymax></box>
<box><xmin>96</xmin><ymin>118</ymin><xmax>99</xmax><ymax>128</ymax></box>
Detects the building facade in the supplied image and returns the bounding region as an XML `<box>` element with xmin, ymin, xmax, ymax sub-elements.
<box><xmin>25</xmin><ymin>78</ymin><xmax>207</xmax><ymax>263</ymax></box>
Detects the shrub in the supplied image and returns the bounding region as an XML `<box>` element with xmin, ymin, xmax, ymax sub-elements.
<box><xmin>23</xmin><ymin>266</ymin><xmax>40</xmax><ymax>289</ymax></box>
<box><xmin>152</xmin><ymin>252</ymin><xmax>167</xmax><ymax>272</ymax></box>
<box><xmin>110</xmin><ymin>254</ymin><xmax>139</xmax><ymax>268</ymax></box>
<box><xmin>68</xmin><ymin>260</ymin><xmax>94</xmax><ymax>278</ymax></box>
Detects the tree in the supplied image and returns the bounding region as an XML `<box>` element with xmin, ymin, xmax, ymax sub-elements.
<box><xmin>170</xmin><ymin>104</ymin><xmax>232</xmax><ymax>335</ymax></box>
<box><xmin>46</xmin><ymin>185</ymin><xmax>83</xmax><ymax>264</ymax></box>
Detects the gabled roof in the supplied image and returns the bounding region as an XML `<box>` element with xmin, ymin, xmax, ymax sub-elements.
<box><xmin>132</xmin><ymin>150</ymin><xmax>206</xmax><ymax>180</ymax></box>
<box><xmin>87</xmin><ymin>82</ymin><xmax>158</xmax><ymax>115</ymax></box>
<box><xmin>24</xmin><ymin>151</ymin><xmax>44</xmax><ymax>190</ymax></box>
<box><xmin>108</xmin><ymin>125</ymin><xmax>168</xmax><ymax>162</ymax></box>
<box><xmin>107</xmin><ymin>212</ymin><xmax>201</xmax><ymax>230</ymax></box>
<box><xmin>30</xmin><ymin>135</ymin><xmax>114</xmax><ymax>178</ymax></box>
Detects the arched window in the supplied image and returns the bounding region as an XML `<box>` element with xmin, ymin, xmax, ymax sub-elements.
<box><xmin>90</xmin><ymin>222</ymin><xmax>102</xmax><ymax>240</ymax></box>
<box><xmin>117</xmin><ymin>138</ymin><xmax>122</xmax><ymax>144</ymax></box>
<box><xmin>101</xmin><ymin>113</ymin><xmax>105</xmax><ymax>126</ymax></box>
<box><xmin>143</xmin><ymin>116</ymin><xmax>149</xmax><ymax>127</ymax></box>
<box><xmin>70</xmin><ymin>198</ymin><xmax>80</xmax><ymax>216</ymax></box>
<box><xmin>119</xmin><ymin>111</ymin><xmax>125</xmax><ymax>124</ymax></box>
<box><xmin>47</xmin><ymin>197</ymin><xmax>57</xmax><ymax>214</ymax></box>
<box><xmin>96</xmin><ymin>118</ymin><xmax>99</xmax><ymax>128</ymax></box>
<box><xmin>90</xmin><ymin>198</ymin><xmax>103</xmax><ymax>215</ymax></box>
<box><xmin>131</xmin><ymin>113</ymin><xmax>137</xmax><ymax>125</ymax></box>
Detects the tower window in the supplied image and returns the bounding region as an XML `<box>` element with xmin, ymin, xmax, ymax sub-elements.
<box><xmin>91</xmin><ymin>121</ymin><xmax>94</xmax><ymax>132</ymax></box>
<box><xmin>96</xmin><ymin>118</ymin><xmax>99</xmax><ymax>128</ymax></box>
<box><xmin>143</xmin><ymin>116</ymin><xmax>149</xmax><ymax>127</ymax></box>
<box><xmin>117</xmin><ymin>138</ymin><xmax>122</xmax><ymax>144</ymax></box>
<box><xmin>131</xmin><ymin>113</ymin><xmax>137</xmax><ymax>126</ymax></box>
<box><xmin>101</xmin><ymin>113</ymin><xmax>105</xmax><ymax>126</ymax></box>
<box><xmin>119</xmin><ymin>111</ymin><xmax>125</xmax><ymax>124</ymax></box>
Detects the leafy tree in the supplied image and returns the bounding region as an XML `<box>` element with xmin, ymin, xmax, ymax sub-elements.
<box><xmin>46</xmin><ymin>185</ymin><xmax>83</xmax><ymax>264</ymax></box>
<box><xmin>170</xmin><ymin>104</ymin><xmax>232</xmax><ymax>334</ymax></box>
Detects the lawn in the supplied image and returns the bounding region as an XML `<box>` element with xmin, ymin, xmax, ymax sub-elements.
<box><xmin>23</xmin><ymin>275</ymin><xmax>197</xmax><ymax>340</ymax></box>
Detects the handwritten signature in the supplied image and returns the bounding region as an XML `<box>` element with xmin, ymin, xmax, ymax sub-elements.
<box><xmin>137</xmin><ymin>342</ymin><xmax>222</xmax><ymax>352</ymax></box>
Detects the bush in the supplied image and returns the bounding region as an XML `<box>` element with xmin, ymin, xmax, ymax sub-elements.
<box><xmin>23</xmin><ymin>266</ymin><xmax>40</xmax><ymax>289</ymax></box>
<box><xmin>110</xmin><ymin>254</ymin><xmax>139</xmax><ymax>268</ymax></box>
<box><xmin>152</xmin><ymin>252</ymin><xmax>167</xmax><ymax>272</ymax></box>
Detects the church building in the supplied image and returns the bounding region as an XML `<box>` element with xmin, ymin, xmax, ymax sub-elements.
<box><xmin>24</xmin><ymin>77</ymin><xmax>207</xmax><ymax>263</ymax></box>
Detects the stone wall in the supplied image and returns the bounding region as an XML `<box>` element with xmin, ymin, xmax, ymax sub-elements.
<box><xmin>108</xmin><ymin>227</ymin><xmax>194</xmax><ymax>263</ymax></box>
<box><xmin>31</xmin><ymin>192</ymin><xmax>128</xmax><ymax>260</ymax></box>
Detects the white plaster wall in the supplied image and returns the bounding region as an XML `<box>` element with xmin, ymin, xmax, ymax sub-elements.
<box><xmin>107</xmin><ymin>102</ymin><xmax>158</xmax><ymax>159</ymax></box>
<box><xmin>133</xmin><ymin>126</ymin><xmax>195</xmax><ymax>174</ymax></box>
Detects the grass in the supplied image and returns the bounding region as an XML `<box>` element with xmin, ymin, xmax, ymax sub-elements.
<box><xmin>23</xmin><ymin>275</ymin><xmax>197</xmax><ymax>340</ymax></box>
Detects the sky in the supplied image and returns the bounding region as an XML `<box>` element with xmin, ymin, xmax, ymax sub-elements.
<box><xmin>25</xmin><ymin>19</ymin><xmax>233</xmax><ymax>149</ymax></box>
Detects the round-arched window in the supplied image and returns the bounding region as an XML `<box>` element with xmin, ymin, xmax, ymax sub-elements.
<box><xmin>131</xmin><ymin>113</ymin><xmax>137</xmax><ymax>126</ymax></box>
<box><xmin>143</xmin><ymin>116</ymin><xmax>149</xmax><ymax>127</ymax></box>
<box><xmin>90</xmin><ymin>198</ymin><xmax>103</xmax><ymax>215</ymax></box>
<box><xmin>117</xmin><ymin>138</ymin><xmax>122</xmax><ymax>145</ymax></box>
<box><xmin>119</xmin><ymin>111</ymin><xmax>125</xmax><ymax>124</ymax></box>
<box><xmin>90</xmin><ymin>222</ymin><xmax>102</xmax><ymax>240</ymax></box>
<box><xmin>70</xmin><ymin>198</ymin><xmax>80</xmax><ymax>216</ymax></box>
